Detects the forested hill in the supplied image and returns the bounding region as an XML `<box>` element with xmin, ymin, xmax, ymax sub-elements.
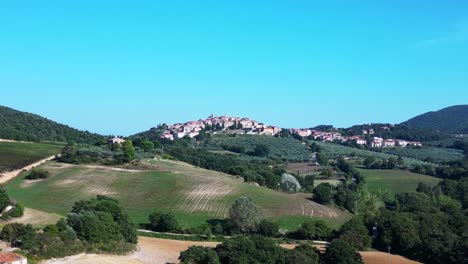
<box><xmin>0</xmin><ymin>105</ymin><xmax>106</xmax><ymax>144</ymax></box>
<box><xmin>402</xmin><ymin>105</ymin><xmax>468</xmax><ymax>133</ymax></box>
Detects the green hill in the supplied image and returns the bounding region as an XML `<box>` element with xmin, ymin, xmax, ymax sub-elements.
<box><xmin>0</xmin><ymin>105</ymin><xmax>106</xmax><ymax>144</ymax></box>
<box><xmin>3</xmin><ymin>159</ymin><xmax>349</xmax><ymax>230</ymax></box>
<box><xmin>402</xmin><ymin>105</ymin><xmax>468</xmax><ymax>133</ymax></box>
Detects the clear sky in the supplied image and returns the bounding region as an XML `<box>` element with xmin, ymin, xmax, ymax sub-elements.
<box><xmin>1</xmin><ymin>1</ymin><xmax>467</xmax><ymax>135</ymax></box>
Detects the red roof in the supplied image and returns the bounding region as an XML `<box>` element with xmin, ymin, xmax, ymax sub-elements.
<box><xmin>0</xmin><ymin>252</ymin><xmax>25</xmax><ymax>263</ymax></box>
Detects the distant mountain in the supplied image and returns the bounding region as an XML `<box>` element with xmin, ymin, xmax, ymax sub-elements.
<box><xmin>0</xmin><ymin>105</ymin><xmax>106</xmax><ymax>143</ymax></box>
<box><xmin>401</xmin><ymin>105</ymin><xmax>468</xmax><ymax>134</ymax></box>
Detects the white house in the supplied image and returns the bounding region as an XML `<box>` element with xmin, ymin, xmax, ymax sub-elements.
<box><xmin>371</xmin><ymin>137</ymin><xmax>383</xmax><ymax>148</ymax></box>
<box><xmin>108</xmin><ymin>137</ymin><xmax>125</xmax><ymax>144</ymax></box>
<box><xmin>383</xmin><ymin>139</ymin><xmax>396</xmax><ymax>148</ymax></box>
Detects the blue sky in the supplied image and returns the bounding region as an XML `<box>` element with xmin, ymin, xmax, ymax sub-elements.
<box><xmin>1</xmin><ymin>1</ymin><xmax>467</xmax><ymax>135</ymax></box>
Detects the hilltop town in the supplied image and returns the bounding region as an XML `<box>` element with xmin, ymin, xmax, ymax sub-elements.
<box><xmin>158</xmin><ymin>115</ymin><xmax>422</xmax><ymax>148</ymax></box>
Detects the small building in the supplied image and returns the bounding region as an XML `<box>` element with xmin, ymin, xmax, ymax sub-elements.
<box><xmin>370</xmin><ymin>137</ymin><xmax>383</xmax><ymax>148</ymax></box>
<box><xmin>0</xmin><ymin>253</ymin><xmax>27</xmax><ymax>264</ymax></box>
<box><xmin>383</xmin><ymin>139</ymin><xmax>396</xmax><ymax>148</ymax></box>
<box><xmin>108</xmin><ymin>137</ymin><xmax>125</xmax><ymax>144</ymax></box>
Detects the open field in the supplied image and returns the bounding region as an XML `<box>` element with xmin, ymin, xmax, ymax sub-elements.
<box><xmin>358</xmin><ymin>169</ymin><xmax>441</xmax><ymax>196</ymax></box>
<box><xmin>4</xmin><ymin>159</ymin><xmax>347</xmax><ymax>229</ymax></box>
<box><xmin>0</xmin><ymin>141</ymin><xmax>63</xmax><ymax>172</ymax></box>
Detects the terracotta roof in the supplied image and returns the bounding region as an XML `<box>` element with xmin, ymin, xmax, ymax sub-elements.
<box><xmin>0</xmin><ymin>252</ymin><xmax>25</xmax><ymax>263</ymax></box>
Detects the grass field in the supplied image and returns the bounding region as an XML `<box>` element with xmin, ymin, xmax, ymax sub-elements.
<box><xmin>4</xmin><ymin>159</ymin><xmax>347</xmax><ymax>230</ymax></box>
<box><xmin>358</xmin><ymin>168</ymin><xmax>440</xmax><ymax>196</ymax></box>
<box><xmin>0</xmin><ymin>141</ymin><xmax>63</xmax><ymax>172</ymax></box>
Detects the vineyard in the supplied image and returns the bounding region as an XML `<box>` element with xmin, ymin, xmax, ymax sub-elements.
<box><xmin>0</xmin><ymin>141</ymin><xmax>63</xmax><ymax>172</ymax></box>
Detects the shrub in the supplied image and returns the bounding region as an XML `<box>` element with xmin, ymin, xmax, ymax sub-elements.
<box><xmin>25</xmin><ymin>168</ymin><xmax>50</xmax><ymax>180</ymax></box>
<box><xmin>148</xmin><ymin>211</ymin><xmax>180</xmax><ymax>232</ymax></box>
<box><xmin>257</xmin><ymin>219</ymin><xmax>279</xmax><ymax>237</ymax></box>
<box><xmin>179</xmin><ymin>246</ymin><xmax>220</xmax><ymax>264</ymax></box>
<box><xmin>322</xmin><ymin>238</ymin><xmax>363</xmax><ymax>264</ymax></box>
<box><xmin>293</xmin><ymin>220</ymin><xmax>331</xmax><ymax>240</ymax></box>
<box><xmin>313</xmin><ymin>183</ymin><xmax>333</xmax><ymax>204</ymax></box>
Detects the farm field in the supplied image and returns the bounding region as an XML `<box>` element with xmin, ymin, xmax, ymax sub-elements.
<box><xmin>4</xmin><ymin>159</ymin><xmax>347</xmax><ymax>230</ymax></box>
<box><xmin>206</xmin><ymin>134</ymin><xmax>311</xmax><ymax>161</ymax></box>
<box><xmin>0</xmin><ymin>141</ymin><xmax>63</xmax><ymax>172</ymax></box>
<box><xmin>312</xmin><ymin>141</ymin><xmax>430</xmax><ymax>167</ymax></box>
<box><xmin>358</xmin><ymin>169</ymin><xmax>440</xmax><ymax>196</ymax></box>
<box><xmin>382</xmin><ymin>146</ymin><xmax>464</xmax><ymax>162</ymax></box>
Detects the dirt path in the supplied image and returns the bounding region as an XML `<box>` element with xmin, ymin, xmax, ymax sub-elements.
<box><xmin>0</xmin><ymin>155</ymin><xmax>57</xmax><ymax>184</ymax></box>
<box><xmin>0</xmin><ymin>138</ymin><xmax>31</xmax><ymax>143</ymax></box>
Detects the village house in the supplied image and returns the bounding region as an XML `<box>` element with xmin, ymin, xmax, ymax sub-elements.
<box><xmin>396</xmin><ymin>139</ymin><xmax>409</xmax><ymax>147</ymax></box>
<box><xmin>349</xmin><ymin>136</ymin><xmax>367</xmax><ymax>145</ymax></box>
<box><xmin>0</xmin><ymin>252</ymin><xmax>27</xmax><ymax>264</ymax></box>
<box><xmin>370</xmin><ymin>137</ymin><xmax>383</xmax><ymax>148</ymax></box>
<box><xmin>383</xmin><ymin>139</ymin><xmax>396</xmax><ymax>148</ymax></box>
<box><xmin>108</xmin><ymin>137</ymin><xmax>125</xmax><ymax>144</ymax></box>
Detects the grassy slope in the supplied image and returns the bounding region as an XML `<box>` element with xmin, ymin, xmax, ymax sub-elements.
<box><xmin>207</xmin><ymin>134</ymin><xmax>311</xmax><ymax>161</ymax></box>
<box><xmin>382</xmin><ymin>146</ymin><xmax>463</xmax><ymax>162</ymax></box>
<box><xmin>4</xmin><ymin>160</ymin><xmax>348</xmax><ymax>230</ymax></box>
<box><xmin>0</xmin><ymin>141</ymin><xmax>63</xmax><ymax>172</ymax></box>
<box><xmin>313</xmin><ymin>141</ymin><xmax>431</xmax><ymax>167</ymax></box>
<box><xmin>358</xmin><ymin>168</ymin><xmax>440</xmax><ymax>196</ymax></box>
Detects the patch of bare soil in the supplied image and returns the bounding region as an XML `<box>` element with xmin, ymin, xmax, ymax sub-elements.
<box><xmin>359</xmin><ymin>251</ymin><xmax>421</xmax><ymax>264</ymax></box>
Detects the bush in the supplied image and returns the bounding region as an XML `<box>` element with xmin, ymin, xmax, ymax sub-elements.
<box><xmin>285</xmin><ymin>244</ymin><xmax>319</xmax><ymax>264</ymax></box>
<box><xmin>313</xmin><ymin>183</ymin><xmax>333</xmax><ymax>204</ymax></box>
<box><xmin>338</xmin><ymin>217</ymin><xmax>371</xmax><ymax>250</ymax></box>
<box><xmin>293</xmin><ymin>220</ymin><xmax>331</xmax><ymax>240</ymax></box>
<box><xmin>148</xmin><ymin>211</ymin><xmax>180</xmax><ymax>232</ymax></box>
<box><xmin>257</xmin><ymin>219</ymin><xmax>279</xmax><ymax>237</ymax></box>
<box><xmin>179</xmin><ymin>246</ymin><xmax>220</xmax><ymax>264</ymax></box>
<box><xmin>322</xmin><ymin>238</ymin><xmax>363</xmax><ymax>264</ymax></box>
<box><xmin>2</xmin><ymin>203</ymin><xmax>25</xmax><ymax>219</ymax></box>
<box><xmin>25</xmin><ymin>168</ymin><xmax>50</xmax><ymax>180</ymax></box>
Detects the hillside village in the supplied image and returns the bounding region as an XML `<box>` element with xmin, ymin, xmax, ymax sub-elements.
<box><xmin>158</xmin><ymin>115</ymin><xmax>423</xmax><ymax>148</ymax></box>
